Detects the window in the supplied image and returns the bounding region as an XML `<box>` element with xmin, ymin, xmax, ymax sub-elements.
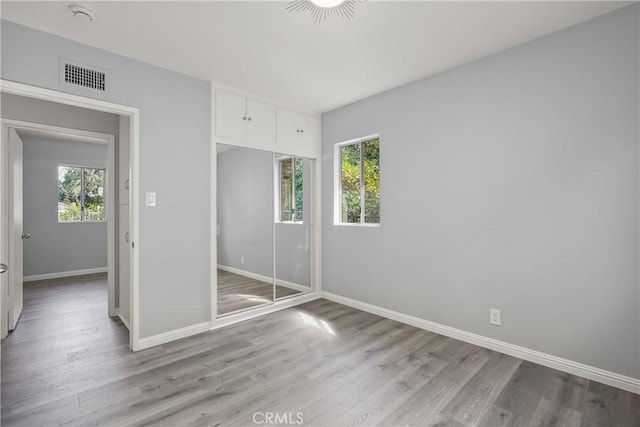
<box><xmin>278</xmin><ymin>157</ymin><xmax>304</xmax><ymax>222</ymax></box>
<box><xmin>58</xmin><ymin>165</ymin><xmax>105</xmax><ymax>222</ymax></box>
<box><xmin>335</xmin><ymin>136</ymin><xmax>380</xmax><ymax>225</ymax></box>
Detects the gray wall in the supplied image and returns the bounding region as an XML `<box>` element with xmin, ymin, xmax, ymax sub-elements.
<box><xmin>321</xmin><ymin>5</ymin><xmax>639</xmax><ymax>378</ymax></box>
<box><xmin>2</xmin><ymin>20</ymin><xmax>211</xmax><ymax>337</ymax></box>
<box><xmin>21</xmin><ymin>135</ymin><xmax>107</xmax><ymax>277</ymax></box>
<box><xmin>217</xmin><ymin>147</ymin><xmax>313</xmax><ymax>287</ymax></box>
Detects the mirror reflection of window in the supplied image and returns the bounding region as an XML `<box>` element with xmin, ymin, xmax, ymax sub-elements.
<box><xmin>274</xmin><ymin>155</ymin><xmax>313</xmax><ymax>300</ymax></box>
<box><xmin>278</xmin><ymin>157</ymin><xmax>304</xmax><ymax>223</ymax></box>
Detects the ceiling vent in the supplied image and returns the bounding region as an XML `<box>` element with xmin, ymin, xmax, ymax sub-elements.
<box><xmin>60</xmin><ymin>59</ymin><xmax>107</xmax><ymax>92</ymax></box>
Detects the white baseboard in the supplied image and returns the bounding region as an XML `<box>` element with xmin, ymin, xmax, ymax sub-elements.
<box><xmin>322</xmin><ymin>291</ymin><xmax>640</xmax><ymax>395</ymax></box>
<box><xmin>217</xmin><ymin>264</ymin><xmax>311</xmax><ymax>293</ymax></box>
<box><xmin>276</xmin><ymin>279</ymin><xmax>311</xmax><ymax>293</ymax></box>
<box><xmin>137</xmin><ymin>321</ymin><xmax>211</xmax><ymax>351</ymax></box>
<box><xmin>23</xmin><ymin>267</ymin><xmax>108</xmax><ymax>282</ymax></box>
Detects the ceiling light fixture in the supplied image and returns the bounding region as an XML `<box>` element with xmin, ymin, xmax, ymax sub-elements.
<box><xmin>287</xmin><ymin>0</ymin><xmax>361</xmax><ymax>23</ymax></box>
<box><xmin>69</xmin><ymin>4</ymin><xmax>95</xmax><ymax>21</ymax></box>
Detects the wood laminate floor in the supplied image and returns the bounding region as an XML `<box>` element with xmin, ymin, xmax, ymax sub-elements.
<box><xmin>217</xmin><ymin>269</ymin><xmax>301</xmax><ymax>315</ymax></box>
<box><xmin>2</xmin><ymin>275</ymin><xmax>638</xmax><ymax>426</ymax></box>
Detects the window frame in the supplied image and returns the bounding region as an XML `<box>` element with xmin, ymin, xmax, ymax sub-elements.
<box><xmin>333</xmin><ymin>134</ymin><xmax>380</xmax><ymax>227</ymax></box>
<box><xmin>58</xmin><ymin>164</ymin><xmax>107</xmax><ymax>223</ymax></box>
<box><xmin>275</xmin><ymin>156</ymin><xmax>304</xmax><ymax>224</ymax></box>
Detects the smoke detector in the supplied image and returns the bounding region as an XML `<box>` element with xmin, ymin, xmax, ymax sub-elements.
<box><xmin>69</xmin><ymin>4</ymin><xmax>95</xmax><ymax>21</ymax></box>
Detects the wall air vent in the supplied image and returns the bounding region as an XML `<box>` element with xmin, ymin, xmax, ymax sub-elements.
<box><xmin>60</xmin><ymin>59</ymin><xmax>108</xmax><ymax>93</ymax></box>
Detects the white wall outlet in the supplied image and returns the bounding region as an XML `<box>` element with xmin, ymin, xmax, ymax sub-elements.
<box><xmin>241</xmin><ymin>257</ymin><xmax>245</xmax><ymax>264</ymax></box>
<box><xmin>145</xmin><ymin>191</ymin><xmax>156</xmax><ymax>207</ymax></box>
<box><xmin>490</xmin><ymin>308</ymin><xmax>501</xmax><ymax>326</ymax></box>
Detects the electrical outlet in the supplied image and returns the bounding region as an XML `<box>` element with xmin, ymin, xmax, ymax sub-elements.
<box><xmin>241</xmin><ymin>257</ymin><xmax>245</xmax><ymax>264</ymax></box>
<box><xmin>490</xmin><ymin>309</ymin><xmax>501</xmax><ymax>326</ymax></box>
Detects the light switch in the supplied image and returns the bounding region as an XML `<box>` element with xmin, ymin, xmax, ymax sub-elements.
<box><xmin>145</xmin><ymin>192</ymin><xmax>156</xmax><ymax>207</ymax></box>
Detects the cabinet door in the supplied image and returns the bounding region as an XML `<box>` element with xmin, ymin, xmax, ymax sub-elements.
<box><xmin>298</xmin><ymin>114</ymin><xmax>320</xmax><ymax>157</ymax></box>
<box><xmin>247</xmin><ymin>98</ymin><xmax>276</xmax><ymax>148</ymax></box>
<box><xmin>276</xmin><ymin>108</ymin><xmax>300</xmax><ymax>154</ymax></box>
<box><xmin>216</xmin><ymin>90</ymin><xmax>247</xmax><ymax>140</ymax></box>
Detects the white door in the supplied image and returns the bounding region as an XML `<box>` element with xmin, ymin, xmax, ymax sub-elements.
<box><xmin>8</xmin><ymin>128</ymin><xmax>24</xmax><ymax>330</ymax></box>
<box><xmin>118</xmin><ymin>204</ymin><xmax>130</xmax><ymax>327</ymax></box>
<box><xmin>0</xmin><ymin>127</ymin><xmax>8</xmax><ymax>338</ymax></box>
<box><xmin>215</xmin><ymin>90</ymin><xmax>247</xmax><ymax>140</ymax></box>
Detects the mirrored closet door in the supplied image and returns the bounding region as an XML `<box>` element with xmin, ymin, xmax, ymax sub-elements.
<box><xmin>216</xmin><ymin>144</ymin><xmax>275</xmax><ymax>315</ymax></box>
<box><xmin>274</xmin><ymin>155</ymin><xmax>313</xmax><ymax>300</ymax></box>
<box><xmin>216</xmin><ymin>145</ymin><xmax>315</xmax><ymax>317</ymax></box>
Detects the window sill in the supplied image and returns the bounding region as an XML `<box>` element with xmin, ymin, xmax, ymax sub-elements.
<box><xmin>58</xmin><ymin>220</ymin><xmax>107</xmax><ymax>224</ymax></box>
<box><xmin>333</xmin><ymin>222</ymin><xmax>380</xmax><ymax>228</ymax></box>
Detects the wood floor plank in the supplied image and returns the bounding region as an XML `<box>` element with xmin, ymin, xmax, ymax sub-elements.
<box><xmin>530</xmin><ymin>397</ymin><xmax>583</xmax><ymax>426</ymax></box>
<box><xmin>380</xmin><ymin>342</ymin><xmax>491</xmax><ymax>426</ymax></box>
<box><xmin>491</xmin><ymin>360</ymin><xmax>559</xmax><ymax>420</ymax></box>
<box><xmin>579</xmin><ymin>381</ymin><xmax>640</xmax><ymax>427</ymax></box>
<box><xmin>439</xmin><ymin>351</ymin><xmax>522</xmax><ymax>425</ymax></box>
<box><xmin>3</xmin><ymin>274</ymin><xmax>638</xmax><ymax>426</ymax></box>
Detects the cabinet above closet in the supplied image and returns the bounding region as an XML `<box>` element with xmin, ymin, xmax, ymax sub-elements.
<box><xmin>213</xmin><ymin>87</ymin><xmax>320</xmax><ymax>158</ymax></box>
<box><xmin>276</xmin><ymin>108</ymin><xmax>320</xmax><ymax>158</ymax></box>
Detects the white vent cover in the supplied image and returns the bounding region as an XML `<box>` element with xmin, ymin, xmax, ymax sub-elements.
<box><xmin>59</xmin><ymin>59</ymin><xmax>107</xmax><ymax>92</ymax></box>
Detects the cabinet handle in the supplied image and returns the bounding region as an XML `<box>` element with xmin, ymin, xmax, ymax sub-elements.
<box><xmin>300</xmin><ymin>129</ymin><xmax>304</xmax><ymax>133</ymax></box>
<box><xmin>296</xmin><ymin>129</ymin><xmax>300</xmax><ymax>133</ymax></box>
<box><xmin>242</xmin><ymin>116</ymin><xmax>247</xmax><ymax>120</ymax></box>
<box><xmin>247</xmin><ymin>117</ymin><xmax>252</xmax><ymax>121</ymax></box>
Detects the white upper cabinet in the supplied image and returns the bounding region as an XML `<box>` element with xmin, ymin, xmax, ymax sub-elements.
<box><xmin>246</xmin><ymin>98</ymin><xmax>276</xmax><ymax>145</ymax></box>
<box><xmin>215</xmin><ymin>90</ymin><xmax>275</xmax><ymax>149</ymax></box>
<box><xmin>276</xmin><ymin>108</ymin><xmax>320</xmax><ymax>158</ymax></box>
<box><xmin>298</xmin><ymin>113</ymin><xmax>320</xmax><ymax>152</ymax></box>
<box><xmin>213</xmin><ymin>87</ymin><xmax>320</xmax><ymax>158</ymax></box>
<box><xmin>215</xmin><ymin>90</ymin><xmax>246</xmax><ymax>140</ymax></box>
<box><xmin>276</xmin><ymin>108</ymin><xmax>299</xmax><ymax>150</ymax></box>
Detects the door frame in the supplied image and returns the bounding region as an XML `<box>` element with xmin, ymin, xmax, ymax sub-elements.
<box><xmin>0</xmin><ymin>79</ymin><xmax>141</xmax><ymax>351</ymax></box>
<box><xmin>1</xmin><ymin>119</ymin><xmax>117</xmax><ymax>330</ymax></box>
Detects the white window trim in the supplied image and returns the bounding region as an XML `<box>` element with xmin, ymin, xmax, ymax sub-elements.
<box><xmin>274</xmin><ymin>156</ymin><xmax>303</xmax><ymax>224</ymax></box>
<box><xmin>58</xmin><ymin>164</ymin><xmax>107</xmax><ymax>223</ymax></box>
<box><xmin>333</xmin><ymin>133</ymin><xmax>381</xmax><ymax>227</ymax></box>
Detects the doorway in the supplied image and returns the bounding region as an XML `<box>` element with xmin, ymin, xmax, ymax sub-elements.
<box><xmin>0</xmin><ymin>80</ymin><xmax>141</xmax><ymax>350</ymax></box>
<box><xmin>1</xmin><ymin>120</ymin><xmax>116</xmax><ymax>337</ymax></box>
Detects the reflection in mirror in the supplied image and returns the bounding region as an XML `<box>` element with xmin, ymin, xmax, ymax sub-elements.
<box><xmin>274</xmin><ymin>155</ymin><xmax>313</xmax><ymax>299</ymax></box>
<box><xmin>217</xmin><ymin>144</ymin><xmax>274</xmax><ymax>315</ymax></box>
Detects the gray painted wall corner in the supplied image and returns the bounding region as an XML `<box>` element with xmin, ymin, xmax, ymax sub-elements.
<box><xmin>321</xmin><ymin>4</ymin><xmax>640</xmax><ymax>378</ymax></box>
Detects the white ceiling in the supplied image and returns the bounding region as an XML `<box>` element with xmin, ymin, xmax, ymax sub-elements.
<box><xmin>0</xmin><ymin>1</ymin><xmax>632</xmax><ymax>113</ymax></box>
